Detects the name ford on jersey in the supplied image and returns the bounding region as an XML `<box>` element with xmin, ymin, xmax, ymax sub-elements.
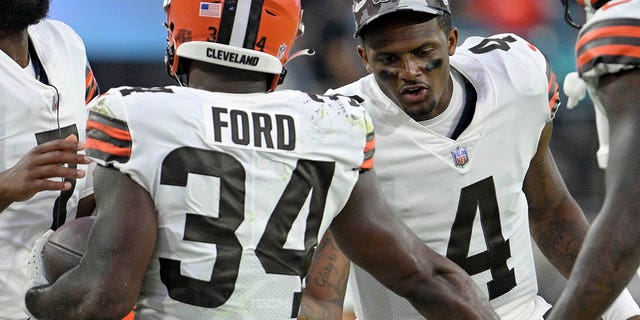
<box><xmin>210</xmin><ymin>106</ymin><xmax>295</xmax><ymax>151</ymax></box>
<box><xmin>206</xmin><ymin>48</ymin><xmax>260</xmax><ymax>66</ymax></box>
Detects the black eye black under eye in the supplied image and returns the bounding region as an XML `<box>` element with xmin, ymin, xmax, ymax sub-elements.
<box><xmin>425</xmin><ymin>59</ymin><xmax>443</xmax><ymax>71</ymax></box>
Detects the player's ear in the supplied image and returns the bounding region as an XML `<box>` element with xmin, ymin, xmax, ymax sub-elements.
<box><xmin>447</xmin><ymin>27</ymin><xmax>459</xmax><ymax>56</ymax></box>
<box><xmin>357</xmin><ymin>45</ymin><xmax>372</xmax><ymax>73</ymax></box>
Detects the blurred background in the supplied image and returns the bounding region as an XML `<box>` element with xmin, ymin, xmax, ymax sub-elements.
<box><xmin>49</xmin><ymin>0</ymin><xmax>634</xmax><ymax>309</ymax></box>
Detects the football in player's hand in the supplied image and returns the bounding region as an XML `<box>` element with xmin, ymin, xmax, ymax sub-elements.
<box><xmin>43</xmin><ymin>216</ymin><xmax>95</xmax><ymax>282</ymax></box>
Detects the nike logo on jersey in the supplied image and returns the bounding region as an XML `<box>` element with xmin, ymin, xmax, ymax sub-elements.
<box><xmin>210</xmin><ymin>107</ymin><xmax>296</xmax><ymax>151</ymax></box>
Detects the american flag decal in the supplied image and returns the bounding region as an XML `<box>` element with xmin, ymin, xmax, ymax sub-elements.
<box><xmin>200</xmin><ymin>2</ymin><xmax>222</xmax><ymax>18</ymax></box>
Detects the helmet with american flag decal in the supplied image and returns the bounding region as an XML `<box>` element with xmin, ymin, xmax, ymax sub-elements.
<box><xmin>163</xmin><ymin>0</ymin><xmax>308</xmax><ymax>91</ymax></box>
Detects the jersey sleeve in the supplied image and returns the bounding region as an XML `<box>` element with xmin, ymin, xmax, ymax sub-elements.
<box><xmin>577</xmin><ymin>1</ymin><xmax>640</xmax><ymax>82</ymax></box>
<box><xmin>511</xmin><ymin>34</ymin><xmax>561</xmax><ymax>119</ymax></box>
<box><xmin>361</xmin><ymin>110</ymin><xmax>375</xmax><ymax>171</ymax></box>
<box><xmin>329</xmin><ymin>93</ymin><xmax>375</xmax><ymax>172</ymax></box>
<box><xmin>85</xmin><ymin>63</ymin><xmax>100</xmax><ymax>105</ymax></box>
<box><xmin>85</xmin><ymin>89</ymin><xmax>132</xmax><ymax>166</ymax></box>
<box><xmin>458</xmin><ymin>33</ymin><xmax>560</xmax><ymax>121</ymax></box>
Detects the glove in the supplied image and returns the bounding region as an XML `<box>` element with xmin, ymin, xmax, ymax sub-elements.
<box><xmin>563</xmin><ymin>72</ymin><xmax>587</xmax><ymax>110</ymax></box>
<box><xmin>23</xmin><ymin>229</ymin><xmax>54</xmax><ymax>319</ymax></box>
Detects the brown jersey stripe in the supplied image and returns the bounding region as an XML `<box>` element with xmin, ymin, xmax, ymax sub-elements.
<box><xmin>543</xmin><ymin>54</ymin><xmax>560</xmax><ymax>115</ymax></box>
<box><xmin>547</xmin><ymin>71</ymin><xmax>560</xmax><ymax>114</ymax></box>
<box><xmin>89</xmin><ymin>110</ymin><xmax>129</xmax><ymax>132</ymax></box>
<box><xmin>85</xmin><ymin>64</ymin><xmax>100</xmax><ymax>104</ymax></box>
<box><xmin>86</xmin><ymin>138</ymin><xmax>132</xmax><ymax>157</ymax></box>
<box><xmin>578</xmin><ymin>44</ymin><xmax>640</xmax><ymax>70</ymax></box>
<box><xmin>577</xmin><ymin>25</ymin><xmax>640</xmax><ymax>54</ymax></box>
<box><xmin>361</xmin><ymin>131</ymin><xmax>375</xmax><ymax>171</ymax></box>
<box><xmin>86</xmin><ymin>127</ymin><xmax>132</xmax><ymax>149</ymax></box>
<box><xmin>87</xmin><ymin>119</ymin><xmax>132</xmax><ymax>142</ymax></box>
<box><xmin>86</xmin><ymin>140</ymin><xmax>131</xmax><ymax>163</ymax></box>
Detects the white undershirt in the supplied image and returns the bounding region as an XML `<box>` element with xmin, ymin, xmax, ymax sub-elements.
<box><xmin>418</xmin><ymin>68</ymin><xmax>467</xmax><ymax>138</ymax></box>
<box><xmin>24</xmin><ymin>55</ymin><xmax>36</xmax><ymax>78</ymax></box>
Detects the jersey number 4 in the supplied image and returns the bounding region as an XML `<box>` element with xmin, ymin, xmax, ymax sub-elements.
<box><xmin>158</xmin><ymin>147</ymin><xmax>333</xmax><ymax>310</ymax></box>
<box><xmin>446</xmin><ymin>177</ymin><xmax>517</xmax><ymax>300</ymax></box>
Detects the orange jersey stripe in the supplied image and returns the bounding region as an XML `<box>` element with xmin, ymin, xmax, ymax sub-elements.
<box><xmin>122</xmin><ymin>311</ymin><xmax>135</xmax><ymax>320</ymax></box>
<box><xmin>547</xmin><ymin>72</ymin><xmax>559</xmax><ymax>111</ymax></box>
<box><xmin>86</xmin><ymin>119</ymin><xmax>132</xmax><ymax>141</ymax></box>
<box><xmin>85</xmin><ymin>84</ymin><xmax>97</xmax><ymax>105</ymax></box>
<box><xmin>360</xmin><ymin>157</ymin><xmax>374</xmax><ymax>170</ymax></box>
<box><xmin>364</xmin><ymin>136</ymin><xmax>375</xmax><ymax>154</ymax></box>
<box><xmin>549</xmin><ymin>88</ymin><xmax>560</xmax><ymax>112</ymax></box>
<box><xmin>578</xmin><ymin>44</ymin><xmax>640</xmax><ymax>68</ymax></box>
<box><xmin>86</xmin><ymin>137</ymin><xmax>132</xmax><ymax>157</ymax></box>
<box><xmin>577</xmin><ymin>25</ymin><xmax>640</xmax><ymax>49</ymax></box>
<box><xmin>85</xmin><ymin>69</ymin><xmax>94</xmax><ymax>88</ymax></box>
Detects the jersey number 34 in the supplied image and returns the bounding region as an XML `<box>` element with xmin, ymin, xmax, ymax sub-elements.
<box><xmin>157</xmin><ymin>147</ymin><xmax>333</xmax><ymax>309</ymax></box>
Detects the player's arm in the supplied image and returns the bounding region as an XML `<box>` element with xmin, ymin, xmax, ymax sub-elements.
<box><xmin>524</xmin><ymin>121</ymin><xmax>590</xmax><ymax>278</ymax></box>
<box><xmin>0</xmin><ymin>135</ymin><xmax>91</xmax><ymax>213</ymax></box>
<box><xmin>299</xmin><ymin>229</ymin><xmax>351</xmax><ymax>320</ymax></box>
<box><xmin>329</xmin><ymin>169</ymin><xmax>499</xmax><ymax>320</ymax></box>
<box><xmin>25</xmin><ymin>165</ymin><xmax>157</xmax><ymax>319</ymax></box>
<box><xmin>548</xmin><ymin>69</ymin><xmax>640</xmax><ymax>320</ymax></box>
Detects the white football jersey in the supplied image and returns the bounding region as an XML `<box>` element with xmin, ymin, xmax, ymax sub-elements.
<box><xmin>85</xmin><ymin>86</ymin><xmax>374</xmax><ymax>319</ymax></box>
<box><xmin>0</xmin><ymin>20</ymin><xmax>98</xmax><ymax>319</ymax></box>
<box><xmin>577</xmin><ymin>0</ymin><xmax>640</xmax><ymax>168</ymax></box>
<box><xmin>329</xmin><ymin>33</ymin><xmax>559</xmax><ymax>320</ymax></box>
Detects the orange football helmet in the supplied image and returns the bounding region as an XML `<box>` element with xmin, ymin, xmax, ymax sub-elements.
<box><xmin>163</xmin><ymin>0</ymin><xmax>305</xmax><ymax>91</ymax></box>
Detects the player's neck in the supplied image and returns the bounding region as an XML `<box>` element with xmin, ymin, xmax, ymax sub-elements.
<box><xmin>0</xmin><ymin>28</ymin><xmax>29</xmax><ymax>67</ymax></box>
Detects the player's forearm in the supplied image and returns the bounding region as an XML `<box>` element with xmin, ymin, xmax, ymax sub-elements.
<box><xmin>403</xmin><ymin>261</ymin><xmax>499</xmax><ymax>320</ymax></box>
<box><xmin>0</xmin><ymin>173</ymin><xmax>16</xmax><ymax>213</ymax></box>
<box><xmin>547</xmin><ymin>209</ymin><xmax>640</xmax><ymax>320</ymax></box>
<box><xmin>26</xmin><ymin>273</ymin><xmax>132</xmax><ymax>320</ymax></box>
<box><xmin>298</xmin><ymin>296</ymin><xmax>343</xmax><ymax>320</ymax></box>
<box><xmin>529</xmin><ymin>195</ymin><xmax>589</xmax><ymax>278</ymax></box>
<box><xmin>300</xmin><ymin>230</ymin><xmax>350</xmax><ymax>320</ymax></box>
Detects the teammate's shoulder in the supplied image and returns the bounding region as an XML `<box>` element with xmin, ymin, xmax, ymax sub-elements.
<box><xmin>87</xmin><ymin>86</ymin><xmax>173</xmax><ymax>119</ymax></box>
<box><xmin>578</xmin><ymin>0</ymin><xmax>640</xmax><ymax>79</ymax></box>
<box><xmin>273</xmin><ymin>88</ymin><xmax>365</xmax><ymax>111</ymax></box>
<box><xmin>326</xmin><ymin>76</ymin><xmax>369</xmax><ymax>97</ymax></box>
<box><xmin>29</xmin><ymin>19</ymin><xmax>83</xmax><ymax>46</ymax></box>
<box><xmin>32</xmin><ymin>19</ymin><xmax>74</xmax><ymax>33</ymax></box>
<box><xmin>581</xmin><ymin>0</ymin><xmax>640</xmax><ymax>36</ymax></box>
<box><xmin>589</xmin><ymin>0</ymin><xmax>640</xmax><ymax>22</ymax></box>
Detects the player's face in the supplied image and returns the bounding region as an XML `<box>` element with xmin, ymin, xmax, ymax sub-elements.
<box><xmin>0</xmin><ymin>0</ymin><xmax>50</xmax><ymax>30</ymax></box>
<box><xmin>358</xmin><ymin>16</ymin><xmax>457</xmax><ymax>122</ymax></box>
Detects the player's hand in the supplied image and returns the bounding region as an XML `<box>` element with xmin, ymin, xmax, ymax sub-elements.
<box><xmin>0</xmin><ymin>135</ymin><xmax>90</xmax><ymax>203</ymax></box>
<box><xmin>626</xmin><ymin>316</ymin><xmax>640</xmax><ymax>320</ymax></box>
<box><xmin>23</xmin><ymin>229</ymin><xmax>54</xmax><ymax>319</ymax></box>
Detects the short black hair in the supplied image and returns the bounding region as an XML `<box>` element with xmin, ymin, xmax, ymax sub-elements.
<box><xmin>359</xmin><ymin>11</ymin><xmax>452</xmax><ymax>44</ymax></box>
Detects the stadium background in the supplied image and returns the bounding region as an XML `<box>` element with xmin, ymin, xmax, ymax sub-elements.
<box><xmin>49</xmin><ymin>0</ymin><xmax>639</xmax><ymax>305</ymax></box>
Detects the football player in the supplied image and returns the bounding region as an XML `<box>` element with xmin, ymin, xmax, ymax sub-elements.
<box><xmin>0</xmin><ymin>0</ymin><xmax>98</xmax><ymax>319</ymax></box>
<box><xmin>22</xmin><ymin>0</ymin><xmax>499</xmax><ymax>319</ymax></box>
<box><xmin>547</xmin><ymin>0</ymin><xmax>640</xmax><ymax>319</ymax></box>
<box><xmin>303</xmin><ymin>0</ymin><xmax>640</xmax><ymax>319</ymax></box>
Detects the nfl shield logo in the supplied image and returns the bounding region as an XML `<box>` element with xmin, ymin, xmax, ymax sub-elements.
<box><xmin>451</xmin><ymin>147</ymin><xmax>469</xmax><ymax>168</ymax></box>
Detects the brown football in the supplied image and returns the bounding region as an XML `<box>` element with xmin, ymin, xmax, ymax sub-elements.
<box><xmin>43</xmin><ymin>216</ymin><xmax>95</xmax><ymax>282</ymax></box>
